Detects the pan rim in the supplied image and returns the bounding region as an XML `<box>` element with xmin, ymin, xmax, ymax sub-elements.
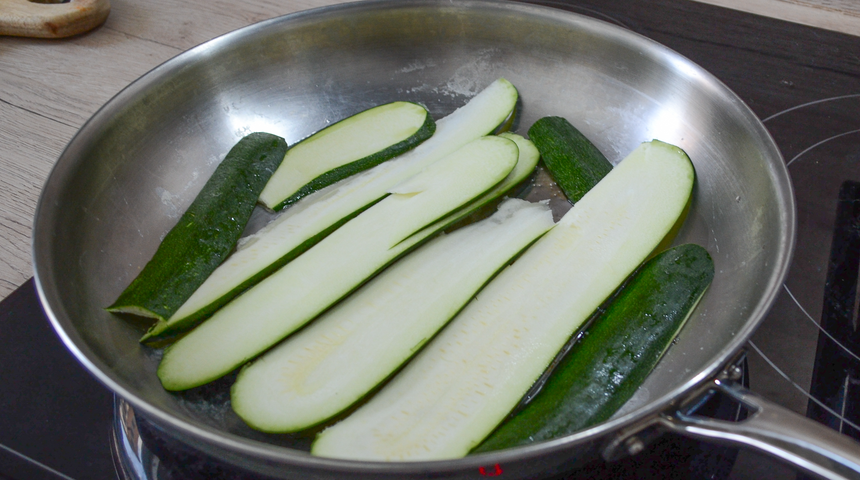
<box><xmin>32</xmin><ymin>0</ymin><xmax>796</xmax><ymax>473</ymax></box>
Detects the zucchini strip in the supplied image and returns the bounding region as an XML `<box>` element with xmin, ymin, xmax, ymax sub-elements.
<box><xmin>474</xmin><ymin>244</ymin><xmax>714</xmax><ymax>452</ymax></box>
<box><xmin>311</xmin><ymin>140</ymin><xmax>695</xmax><ymax>461</ymax></box>
<box><xmin>157</xmin><ymin>136</ymin><xmax>519</xmax><ymax>391</ymax></box>
<box><xmin>528</xmin><ymin>116</ymin><xmax>612</xmax><ymax>203</ymax></box>
<box><xmin>259</xmin><ymin>101</ymin><xmax>435</xmax><ymax>211</ymax></box>
<box><xmin>231</xmin><ymin>201</ymin><xmax>552</xmax><ymax>432</ymax></box>
<box><xmin>107</xmin><ymin>132</ymin><xmax>288</xmax><ymax>321</ymax></box>
<box><xmin>143</xmin><ymin>79</ymin><xmax>518</xmax><ymax>344</ymax></box>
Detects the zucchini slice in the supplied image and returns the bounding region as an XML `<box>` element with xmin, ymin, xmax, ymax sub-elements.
<box><xmin>259</xmin><ymin>101</ymin><xmax>435</xmax><ymax>211</ymax></box>
<box><xmin>231</xmin><ymin>197</ymin><xmax>553</xmax><ymax>432</ymax></box>
<box><xmin>474</xmin><ymin>243</ymin><xmax>714</xmax><ymax>452</ymax></box>
<box><xmin>157</xmin><ymin>136</ymin><xmax>519</xmax><ymax>391</ymax></box>
<box><xmin>107</xmin><ymin>132</ymin><xmax>288</xmax><ymax>321</ymax></box>
<box><xmin>142</xmin><ymin>78</ymin><xmax>519</xmax><ymax>344</ymax></box>
<box><xmin>528</xmin><ymin>116</ymin><xmax>612</xmax><ymax>203</ymax></box>
<box><xmin>311</xmin><ymin>140</ymin><xmax>695</xmax><ymax>461</ymax></box>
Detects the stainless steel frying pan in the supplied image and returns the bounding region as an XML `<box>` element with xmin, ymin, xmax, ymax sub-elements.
<box><xmin>31</xmin><ymin>1</ymin><xmax>860</xmax><ymax>478</ymax></box>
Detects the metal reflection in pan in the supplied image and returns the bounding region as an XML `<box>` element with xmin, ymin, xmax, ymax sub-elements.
<box><xmin>31</xmin><ymin>1</ymin><xmax>814</xmax><ymax>478</ymax></box>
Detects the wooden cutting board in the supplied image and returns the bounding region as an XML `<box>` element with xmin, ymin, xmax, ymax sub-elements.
<box><xmin>0</xmin><ymin>0</ymin><xmax>110</xmax><ymax>38</ymax></box>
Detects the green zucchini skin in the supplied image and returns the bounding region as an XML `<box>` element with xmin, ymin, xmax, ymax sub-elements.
<box><xmin>266</xmin><ymin>103</ymin><xmax>436</xmax><ymax>211</ymax></box>
<box><xmin>107</xmin><ymin>132</ymin><xmax>288</xmax><ymax>321</ymax></box>
<box><xmin>473</xmin><ymin>243</ymin><xmax>714</xmax><ymax>453</ymax></box>
<box><xmin>140</xmin><ymin>80</ymin><xmax>519</xmax><ymax>344</ymax></box>
<box><xmin>528</xmin><ymin>116</ymin><xmax>612</xmax><ymax>203</ymax></box>
<box><xmin>311</xmin><ymin>140</ymin><xmax>695</xmax><ymax>462</ymax></box>
<box><xmin>231</xmin><ymin>198</ymin><xmax>553</xmax><ymax>433</ymax></box>
<box><xmin>139</xmin><ymin>200</ymin><xmax>376</xmax><ymax>345</ymax></box>
<box><xmin>156</xmin><ymin>136</ymin><xmax>519</xmax><ymax>391</ymax></box>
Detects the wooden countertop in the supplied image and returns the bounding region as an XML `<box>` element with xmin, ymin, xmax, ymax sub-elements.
<box><xmin>1</xmin><ymin>0</ymin><xmax>859</xmax><ymax>301</ymax></box>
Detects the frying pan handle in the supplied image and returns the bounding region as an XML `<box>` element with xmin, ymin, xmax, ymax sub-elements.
<box><xmin>659</xmin><ymin>378</ymin><xmax>860</xmax><ymax>480</ymax></box>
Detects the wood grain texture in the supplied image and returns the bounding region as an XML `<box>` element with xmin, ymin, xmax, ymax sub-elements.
<box><xmin>0</xmin><ymin>0</ymin><xmax>348</xmax><ymax>300</ymax></box>
<box><xmin>0</xmin><ymin>103</ymin><xmax>74</xmax><ymax>295</ymax></box>
<box><xmin>0</xmin><ymin>0</ymin><xmax>858</xmax><ymax>301</ymax></box>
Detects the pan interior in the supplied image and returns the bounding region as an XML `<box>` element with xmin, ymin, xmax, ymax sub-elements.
<box><xmin>33</xmin><ymin>0</ymin><xmax>793</xmax><ymax>467</ymax></box>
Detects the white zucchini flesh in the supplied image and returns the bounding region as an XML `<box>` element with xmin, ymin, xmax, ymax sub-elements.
<box><xmin>311</xmin><ymin>140</ymin><xmax>695</xmax><ymax>461</ymax></box>
<box><xmin>231</xmin><ymin>198</ymin><xmax>554</xmax><ymax>432</ymax></box>
<box><xmin>258</xmin><ymin>101</ymin><xmax>432</xmax><ymax>210</ymax></box>
<box><xmin>143</xmin><ymin>78</ymin><xmax>519</xmax><ymax>343</ymax></box>
<box><xmin>424</xmin><ymin>132</ymin><xmax>539</xmax><ymax>232</ymax></box>
<box><xmin>157</xmin><ymin>136</ymin><xmax>519</xmax><ymax>391</ymax></box>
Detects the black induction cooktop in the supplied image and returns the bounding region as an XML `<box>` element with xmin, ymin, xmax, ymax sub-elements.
<box><xmin>3</xmin><ymin>1</ymin><xmax>860</xmax><ymax>479</ymax></box>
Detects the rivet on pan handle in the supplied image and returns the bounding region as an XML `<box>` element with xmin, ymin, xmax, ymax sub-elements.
<box><xmin>0</xmin><ymin>0</ymin><xmax>110</xmax><ymax>38</ymax></box>
<box><xmin>655</xmin><ymin>360</ymin><xmax>860</xmax><ymax>480</ymax></box>
<box><xmin>601</xmin><ymin>352</ymin><xmax>751</xmax><ymax>463</ymax></box>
